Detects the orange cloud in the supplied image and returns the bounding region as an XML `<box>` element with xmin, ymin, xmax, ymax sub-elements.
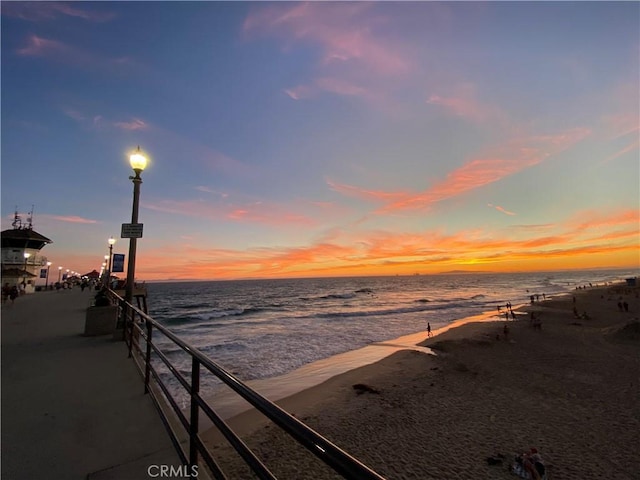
<box><xmin>130</xmin><ymin>207</ymin><xmax>639</xmax><ymax>280</ymax></box>
<box><xmin>326</xmin><ymin>179</ymin><xmax>408</xmax><ymax>203</ymax></box>
<box><xmin>376</xmin><ymin>128</ymin><xmax>590</xmax><ymax>213</ymax></box>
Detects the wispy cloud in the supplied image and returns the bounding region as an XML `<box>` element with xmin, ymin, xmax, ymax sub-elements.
<box><xmin>284</xmin><ymin>77</ymin><xmax>371</xmax><ymax>101</ymax></box>
<box><xmin>63</xmin><ymin>107</ymin><xmax>150</xmax><ymax>133</ymax></box>
<box><xmin>320</xmin><ymin>128</ymin><xmax>591</xmax><ymax>213</ymax></box>
<box><xmin>244</xmin><ymin>2</ymin><xmax>412</xmax><ymax>104</ymax></box>
<box><xmin>144</xmin><ymin>198</ymin><xmax>316</xmax><ymax>228</ymax></box>
<box><xmin>113</xmin><ymin>118</ymin><xmax>148</xmax><ymax>131</ymax></box>
<box><xmin>326</xmin><ymin>179</ymin><xmax>408</xmax><ymax>203</ymax></box>
<box><xmin>2</xmin><ymin>2</ymin><xmax>115</xmax><ymax>22</ymax></box>
<box><xmin>604</xmin><ymin>139</ymin><xmax>640</xmax><ymax>163</ymax></box>
<box><xmin>15</xmin><ymin>34</ymin><xmax>137</xmax><ymax>71</ymax></box>
<box><xmin>376</xmin><ymin>128</ymin><xmax>590</xmax><ymax>213</ymax></box>
<box><xmin>44</xmin><ymin>215</ymin><xmax>98</xmax><ymax>224</ymax></box>
<box><xmin>488</xmin><ymin>203</ymin><xmax>516</xmax><ymax>216</ymax></box>
<box><xmin>16</xmin><ymin>35</ymin><xmax>67</xmax><ymax>57</ymax></box>
<box><xmin>195</xmin><ymin>186</ymin><xmax>229</xmax><ymax>198</ymax></box>
<box><xmin>244</xmin><ymin>3</ymin><xmax>411</xmax><ymax>76</ymax></box>
<box><xmin>427</xmin><ymin>83</ymin><xmax>510</xmax><ymax>127</ymax></box>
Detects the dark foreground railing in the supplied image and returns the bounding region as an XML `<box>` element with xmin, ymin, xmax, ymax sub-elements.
<box><xmin>107</xmin><ymin>289</ymin><xmax>386</xmax><ymax>480</ymax></box>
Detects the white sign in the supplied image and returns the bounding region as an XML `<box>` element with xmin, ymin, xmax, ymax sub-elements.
<box><xmin>121</xmin><ymin>223</ymin><xmax>144</xmax><ymax>238</ymax></box>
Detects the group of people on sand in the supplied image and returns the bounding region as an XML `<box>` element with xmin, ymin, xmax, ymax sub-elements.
<box><xmin>498</xmin><ymin>302</ymin><xmax>517</xmax><ymax>321</ymax></box>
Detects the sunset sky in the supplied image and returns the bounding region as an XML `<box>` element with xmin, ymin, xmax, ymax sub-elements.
<box><xmin>2</xmin><ymin>2</ymin><xmax>639</xmax><ymax>281</ymax></box>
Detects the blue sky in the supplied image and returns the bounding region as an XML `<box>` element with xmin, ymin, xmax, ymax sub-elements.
<box><xmin>2</xmin><ymin>2</ymin><xmax>638</xmax><ymax>280</ymax></box>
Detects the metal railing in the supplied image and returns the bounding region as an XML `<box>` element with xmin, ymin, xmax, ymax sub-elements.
<box><xmin>107</xmin><ymin>289</ymin><xmax>386</xmax><ymax>480</ymax></box>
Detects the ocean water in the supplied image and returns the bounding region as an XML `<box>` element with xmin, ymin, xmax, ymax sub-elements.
<box><xmin>146</xmin><ymin>269</ymin><xmax>636</xmax><ymax>406</ymax></box>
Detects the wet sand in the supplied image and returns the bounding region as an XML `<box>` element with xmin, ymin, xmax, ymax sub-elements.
<box><xmin>201</xmin><ymin>283</ymin><xmax>640</xmax><ymax>479</ymax></box>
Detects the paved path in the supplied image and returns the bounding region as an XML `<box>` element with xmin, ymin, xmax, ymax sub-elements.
<box><xmin>1</xmin><ymin>289</ymin><xmax>182</xmax><ymax>480</ymax></box>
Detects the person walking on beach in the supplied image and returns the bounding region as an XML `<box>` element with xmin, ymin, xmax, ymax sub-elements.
<box><xmin>427</xmin><ymin>322</ymin><xmax>432</xmax><ymax>337</ymax></box>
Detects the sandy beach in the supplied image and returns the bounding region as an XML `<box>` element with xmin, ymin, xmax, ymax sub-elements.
<box><xmin>201</xmin><ymin>282</ymin><xmax>640</xmax><ymax>479</ymax></box>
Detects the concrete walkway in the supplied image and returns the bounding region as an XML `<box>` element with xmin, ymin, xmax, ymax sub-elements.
<box><xmin>1</xmin><ymin>288</ymin><xmax>182</xmax><ymax>480</ymax></box>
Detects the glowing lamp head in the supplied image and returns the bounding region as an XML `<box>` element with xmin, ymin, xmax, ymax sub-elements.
<box><xmin>24</xmin><ymin>252</ymin><xmax>31</xmax><ymax>259</ymax></box>
<box><xmin>129</xmin><ymin>146</ymin><xmax>148</xmax><ymax>173</ymax></box>
<box><xmin>108</xmin><ymin>237</ymin><xmax>116</xmax><ymax>246</ymax></box>
<box><xmin>47</xmin><ymin>262</ymin><xmax>52</xmax><ymax>267</ymax></box>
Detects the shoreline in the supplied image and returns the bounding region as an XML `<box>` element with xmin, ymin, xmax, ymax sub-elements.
<box><xmin>196</xmin><ymin>289</ymin><xmax>599</xmax><ymax>425</ymax></box>
<box><xmin>201</xmin><ymin>282</ymin><xmax>639</xmax><ymax>479</ymax></box>
<box><xmin>197</xmin><ymin>299</ymin><xmax>530</xmax><ymax>426</ymax></box>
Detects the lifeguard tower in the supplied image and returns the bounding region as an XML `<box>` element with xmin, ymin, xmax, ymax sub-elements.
<box><xmin>1</xmin><ymin>208</ymin><xmax>52</xmax><ymax>289</ymax></box>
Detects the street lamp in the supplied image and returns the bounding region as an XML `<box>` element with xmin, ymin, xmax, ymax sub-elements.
<box><xmin>102</xmin><ymin>255</ymin><xmax>109</xmax><ymax>285</ymax></box>
<box><xmin>58</xmin><ymin>266</ymin><xmax>63</xmax><ymax>282</ymax></box>
<box><xmin>125</xmin><ymin>146</ymin><xmax>148</xmax><ymax>305</ymax></box>
<box><xmin>23</xmin><ymin>252</ymin><xmax>31</xmax><ymax>283</ymax></box>
<box><xmin>107</xmin><ymin>236</ymin><xmax>116</xmax><ymax>288</ymax></box>
<box><xmin>45</xmin><ymin>262</ymin><xmax>52</xmax><ymax>289</ymax></box>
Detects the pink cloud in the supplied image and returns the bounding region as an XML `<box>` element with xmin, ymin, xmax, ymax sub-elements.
<box><xmin>46</xmin><ymin>215</ymin><xmax>98</xmax><ymax>224</ymax></box>
<box><xmin>244</xmin><ymin>3</ymin><xmax>411</xmax><ymax>77</ymax></box>
<box><xmin>16</xmin><ymin>35</ymin><xmax>67</xmax><ymax>56</ymax></box>
<box><xmin>488</xmin><ymin>204</ymin><xmax>516</xmax><ymax>216</ymax></box>
<box><xmin>427</xmin><ymin>83</ymin><xmax>510</xmax><ymax>127</ymax></box>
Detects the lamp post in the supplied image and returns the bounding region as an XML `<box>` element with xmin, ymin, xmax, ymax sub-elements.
<box><xmin>102</xmin><ymin>255</ymin><xmax>109</xmax><ymax>286</ymax></box>
<box><xmin>23</xmin><ymin>252</ymin><xmax>31</xmax><ymax>283</ymax></box>
<box><xmin>58</xmin><ymin>266</ymin><xmax>63</xmax><ymax>283</ymax></box>
<box><xmin>107</xmin><ymin>236</ymin><xmax>116</xmax><ymax>288</ymax></box>
<box><xmin>125</xmin><ymin>146</ymin><xmax>147</xmax><ymax>305</ymax></box>
<box><xmin>45</xmin><ymin>262</ymin><xmax>52</xmax><ymax>288</ymax></box>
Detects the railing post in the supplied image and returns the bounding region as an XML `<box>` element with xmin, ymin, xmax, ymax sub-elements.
<box><xmin>127</xmin><ymin>306</ymin><xmax>134</xmax><ymax>358</ymax></box>
<box><xmin>189</xmin><ymin>357</ymin><xmax>200</xmax><ymax>476</ymax></box>
<box><xmin>144</xmin><ymin>319</ymin><xmax>153</xmax><ymax>394</ymax></box>
<box><xmin>122</xmin><ymin>301</ymin><xmax>129</xmax><ymax>343</ymax></box>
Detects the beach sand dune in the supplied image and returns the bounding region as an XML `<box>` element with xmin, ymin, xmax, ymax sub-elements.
<box><xmin>202</xmin><ymin>284</ymin><xmax>640</xmax><ymax>479</ymax></box>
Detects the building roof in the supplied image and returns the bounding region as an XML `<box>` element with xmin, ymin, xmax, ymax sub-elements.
<box><xmin>1</xmin><ymin>228</ymin><xmax>52</xmax><ymax>249</ymax></box>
